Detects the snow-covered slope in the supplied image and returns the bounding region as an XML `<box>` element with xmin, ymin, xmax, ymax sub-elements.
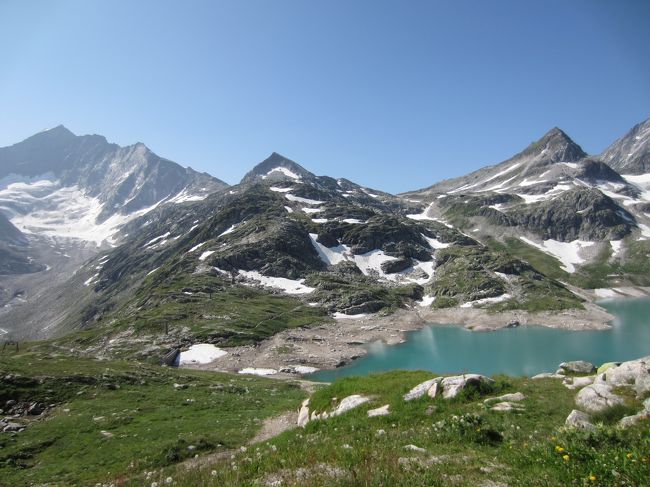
<box><xmin>0</xmin><ymin>126</ymin><xmax>229</xmax><ymax>247</ymax></box>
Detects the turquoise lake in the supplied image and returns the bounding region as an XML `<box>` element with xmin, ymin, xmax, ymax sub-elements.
<box><xmin>309</xmin><ymin>298</ymin><xmax>650</xmax><ymax>382</ymax></box>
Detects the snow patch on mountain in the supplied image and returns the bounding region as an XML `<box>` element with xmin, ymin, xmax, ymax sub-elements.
<box><xmin>237</xmin><ymin>270</ymin><xmax>315</xmax><ymax>294</ymax></box>
<box><xmin>284</xmin><ymin>194</ymin><xmax>324</xmax><ymax>205</ymax></box>
<box><xmin>179</xmin><ymin>344</ymin><xmax>227</xmax><ymax>365</ymax></box>
<box><xmin>520</xmin><ymin>237</ymin><xmax>594</xmax><ymax>272</ymax></box>
<box><xmin>262</xmin><ymin>167</ymin><xmax>301</xmax><ymax>180</ymax></box>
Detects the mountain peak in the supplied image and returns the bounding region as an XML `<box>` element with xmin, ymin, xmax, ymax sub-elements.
<box><xmin>240</xmin><ymin>152</ymin><xmax>314</xmax><ymax>184</ymax></box>
<box><xmin>526</xmin><ymin>126</ymin><xmax>586</xmax><ymax>163</ymax></box>
<box><xmin>600</xmin><ymin>116</ymin><xmax>650</xmax><ymax>175</ymax></box>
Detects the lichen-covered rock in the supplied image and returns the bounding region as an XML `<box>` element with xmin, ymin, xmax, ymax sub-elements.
<box><xmin>559</xmin><ymin>361</ymin><xmax>596</xmax><ymax>374</ymax></box>
<box><xmin>604</xmin><ymin>356</ymin><xmax>650</xmax><ymax>388</ymax></box>
<box><xmin>490</xmin><ymin>401</ymin><xmax>525</xmax><ymax>412</ymax></box>
<box><xmin>575</xmin><ymin>384</ymin><xmax>625</xmax><ymax>414</ymax></box>
<box><xmin>618</xmin><ymin>412</ymin><xmax>649</xmax><ymax>429</ymax></box>
<box><xmin>565</xmin><ymin>409</ymin><xmax>595</xmax><ymax>431</ymax></box>
<box><xmin>297</xmin><ymin>398</ymin><xmax>310</xmax><ymax>427</ymax></box>
<box><xmin>562</xmin><ymin>376</ymin><xmax>595</xmax><ymax>390</ymax></box>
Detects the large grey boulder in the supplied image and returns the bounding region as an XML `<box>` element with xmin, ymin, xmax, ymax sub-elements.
<box><xmin>575</xmin><ymin>384</ymin><xmax>625</xmax><ymax>414</ymax></box>
<box><xmin>490</xmin><ymin>401</ymin><xmax>525</xmax><ymax>412</ymax></box>
<box><xmin>618</xmin><ymin>412</ymin><xmax>649</xmax><ymax>429</ymax></box>
<box><xmin>441</xmin><ymin>374</ymin><xmax>495</xmax><ymax>399</ymax></box>
<box><xmin>604</xmin><ymin>356</ymin><xmax>650</xmax><ymax>388</ymax></box>
<box><xmin>565</xmin><ymin>409</ymin><xmax>595</xmax><ymax>431</ymax></box>
<box><xmin>563</xmin><ymin>376</ymin><xmax>595</xmax><ymax>390</ymax></box>
<box><xmin>559</xmin><ymin>361</ymin><xmax>596</xmax><ymax>374</ymax></box>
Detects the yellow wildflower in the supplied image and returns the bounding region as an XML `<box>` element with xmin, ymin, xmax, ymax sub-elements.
<box><xmin>563</xmin><ymin>454</ymin><xmax>570</xmax><ymax>461</ymax></box>
<box><xmin>589</xmin><ymin>475</ymin><xmax>597</xmax><ymax>482</ymax></box>
<box><xmin>555</xmin><ymin>446</ymin><xmax>565</xmax><ymax>453</ymax></box>
<box><xmin>626</xmin><ymin>453</ymin><xmax>634</xmax><ymax>459</ymax></box>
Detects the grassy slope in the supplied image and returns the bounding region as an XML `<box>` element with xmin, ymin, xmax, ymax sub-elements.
<box><xmin>159</xmin><ymin>372</ymin><xmax>649</xmax><ymax>487</ymax></box>
<box><xmin>0</xmin><ymin>351</ymin><xmax>306</xmax><ymax>486</ymax></box>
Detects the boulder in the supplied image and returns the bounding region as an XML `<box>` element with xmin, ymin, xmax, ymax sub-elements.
<box><xmin>2</xmin><ymin>421</ymin><xmax>24</xmax><ymax>432</ymax></box>
<box><xmin>427</xmin><ymin>382</ymin><xmax>440</xmax><ymax>399</ymax></box>
<box><xmin>575</xmin><ymin>384</ymin><xmax>625</xmax><ymax>414</ymax></box>
<box><xmin>367</xmin><ymin>404</ymin><xmax>390</xmax><ymax>418</ymax></box>
<box><xmin>403</xmin><ymin>444</ymin><xmax>426</xmax><ymax>453</ymax></box>
<box><xmin>604</xmin><ymin>356</ymin><xmax>650</xmax><ymax>388</ymax></box>
<box><xmin>634</xmin><ymin>374</ymin><xmax>650</xmax><ymax>398</ymax></box>
<box><xmin>597</xmin><ymin>362</ymin><xmax>619</xmax><ymax>374</ymax></box>
<box><xmin>559</xmin><ymin>361</ymin><xmax>596</xmax><ymax>374</ymax></box>
<box><xmin>297</xmin><ymin>399</ymin><xmax>310</xmax><ymax>428</ymax></box>
<box><xmin>565</xmin><ymin>409</ymin><xmax>595</xmax><ymax>431</ymax></box>
<box><xmin>440</xmin><ymin>374</ymin><xmax>494</xmax><ymax>399</ymax></box>
<box><xmin>403</xmin><ymin>378</ymin><xmax>441</xmax><ymax>401</ymax></box>
<box><xmin>330</xmin><ymin>395</ymin><xmax>370</xmax><ymax>417</ymax></box>
<box><xmin>562</xmin><ymin>376</ymin><xmax>595</xmax><ymax>390</ymax></box>
<box><xmin>644</xmin><ymin>397</ymin><xmax>650</xmax><ymax>413</ymax></box>
<box><xmin>484</xmin><ymin>392</ymin><xmax>525</xmax><ymax>404</ymax></box>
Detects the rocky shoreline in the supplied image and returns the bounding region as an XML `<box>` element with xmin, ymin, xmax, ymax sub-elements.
<box><xmin>192</xmin><ymin>297</ymin><xmax>624</xmax><ymax>378</ymax></box>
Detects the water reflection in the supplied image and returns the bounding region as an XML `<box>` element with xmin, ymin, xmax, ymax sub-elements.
<box><xmin>310</xmin><ymin>298</ymin><xmax>650</xmax><ymax>382</ymax></box>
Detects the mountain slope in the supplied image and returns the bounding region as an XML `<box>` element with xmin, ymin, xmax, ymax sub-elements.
<box><xmin>600</xmin><ymin>118</ymin><xmax>650</xmax><ymax>175</ymax></box>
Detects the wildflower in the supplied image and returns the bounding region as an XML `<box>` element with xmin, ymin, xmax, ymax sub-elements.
<box><xmin>555</xmin><ymin>446</ymin><xmax>565</xmax><ymax>453</ymax></box>
<box><xmin>589</xmin><ymin>475</ymin><xmax>597</xmax><ymax>482</ymax></box>
<box><xmin>165</xmin><ymin>478</ymin><xmax>173</xmax><ymax>485</ymax></box>
<box><xmin>563</xmin><ymin>454</ymin><xmax>570</xmax><ymax>462</ymax></box>
<box><xmin>211</xmin><ymin>470</ymin><xmax>217</xmax><ymax>477</ymax></box>
<box><xmin>626</xmin><ymin>453</ymin><xmax>634</xmax><ymax>459</ymax></box>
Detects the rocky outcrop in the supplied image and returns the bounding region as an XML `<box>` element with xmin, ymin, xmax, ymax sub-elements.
<box><xmin>403</xmin><ymin>374</ymin><xmax>495</xmax><ymax>401</ymax></box>
<box><xmin>565</xmin><ymin>409</ymin><xmax>595</xmax><ymax>431</ymax></box>
<box><xmin>575</xmin><ymin>384</ymin><xmax>625</xmax><ymax>414</ymax></box>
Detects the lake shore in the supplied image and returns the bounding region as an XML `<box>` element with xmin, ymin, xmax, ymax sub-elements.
<box><xmin>193</xmin><ymin>292</ymin><xmax>650</xmax><ymax>377</ymax></box>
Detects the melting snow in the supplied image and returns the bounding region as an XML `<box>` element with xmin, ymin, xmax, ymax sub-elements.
<box><xmin>168</xmin><ymin>189</ymin><xmax>206</xmax><ymax>203</ymax></box>
<box><xmin>460</xmin><ymin>293</ymin><xmax>512</xmax><ymax>308</ymax></box>
<box><xmin>143</xmin><ymin>232</ymin><xmax>171</xmax><ymax>248</ymax></box>
<box><xmin>284</xmin><ymin>194</ymin><xmax>324</xmax><ymax>205</ymax></box>
<box><xmin>238</xmin><ymin>368</ymin><xmax>278</xmax><ymax>376</ymax></box>
<box><xmin>342</xmin><ymin>218</ymin><xmax>363</xmax><ymax>224</ymax></box>
<box><xmin>311</xmin><ymin>218</ymin><xmax>328</xmax><ymax>223</ymax></box>
<box><xmin>219</xmin><ymin>223</ymin><xmax>240</xmax><ymax>237</ymax></box>
<box><xmin>309</xmin><ymin>234</ymin><xmax>351</xmax><ymax>265</ymax></box>
<box><xmin>610</xmin><ymin>240</ymin><xmax>623</xmax><ymax>257</ymax></box>
<box><xmin>407</xmin><ymin>204</ymin><xmax>435</xmax><ymax>220</ymax></box>
<box><xmin>188</xmin><ymin>242</ymin><xmax>206</xmax><ymax>253</ymax></box>
<box><xmin>198</xmin><ymin>250</ymin><xmax>215</xmax><ymax>261</ymax></box>
<box><xmin>269</xmin><ymin>186</ymin><xmax>293</xmax><ymax>193</ymax></box>
<box><xmin>301</xmin><ymin>207</ymin><xmax>322</xmax><ymax>214</ymax></box>
<box><xmin>284</xmin><ymin>206</ymin><xmax>294</xmax><ymax>213</ymax></box>
<box><xmin>418</xmin><ymin>295</ymin><xmax>436</xmax><ymax>307</ymax></box>
<box><xmin>520</xmin><ymin>237</ymin><xmax>594</xmax><ymax>273</ymax></box>
<box><xmin>594</xmin><ymin>288</ymin><xmax>620</xmax><ymax>299</ymax></box>
<box><xmin>179</xmin><ymin>344</ymin><xmax>227</xmax><ymax>365</ymax></box>
<box><xmin>333</xmin><ymin>312</ymin><xmax>368</xmax><ymax>319</ymax></box>
<box><xmin>422</xmin><ymin>234</ymin><xmax>450</xmax><ymax>249</ymax></box>
<box><xmin>238</xmin><ymin>270</ymin><xmax>315</xmax><ymax>294</ymax></box>
<box><xmin>263</xmin><ymin>167</ymin><xmax>301</xmax><ymax>180</ymax></box>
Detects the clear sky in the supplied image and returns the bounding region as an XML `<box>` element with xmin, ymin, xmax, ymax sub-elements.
<box><xmin>1</xmin><ymin>0</ymin><xmax>649</xmax><ymax>193</ymax></box>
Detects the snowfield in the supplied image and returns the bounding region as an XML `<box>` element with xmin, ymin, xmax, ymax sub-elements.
<box><xmin>179</xmin><ymin>344</ymin><xmax>228</xmax><ymax>365</ymax></box>
<box><xmin>520</xmin><ymin>237</ymin><xmax>594</xmax><ymax>273</ymax></box>
<box><xmin>238</xmin><ymin>270</ymin><xmax>315</xmax><ymax>294</ymax></box>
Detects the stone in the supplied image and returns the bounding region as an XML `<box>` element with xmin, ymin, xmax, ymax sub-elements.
<box><xmin>484</xmin><ymin>392</ymin><xmax>525</xmax><ymax>404</ymax></box>
<box><xmin>604</xmin><ymin>356</ymin><xmax>650</xmax><ymax>387</ymax></box>
<box><xmin>297</xmin><ymin>399</ymin><xmax>310</xmax><ymax>427</ymax></box>
<box><xmin>618</xmin><ymin>412</ymin><xmax>649</xmax><ymax>428</ymax></box>
<box><xmin>575</xmin><ymin>384</ymin><xmax>625</xmax><ymax>414</ymax></box>
<box><xmin>26</xmin><ymin>402</ymin><xmax>44</xmax><ymax>415</ymax></box>
<box><xmin>490</xmin><ymin>401</ymin><xmax>525</xmax><ymax>412</ymax></box>
<box><xmin>440</xmin><ymin>374</ymin><xmax>494</xmax><ymax>399</ymax></box>
<box><xmin>644</xmin><ymin>397</ymin><xmax>650</xmax><ymax>413</ymax></box>
<box><xmin>173</xmin><ymin>383</ymin><xmax>188</xmax><ymax>390</ymax></box>
<box><xmin>403</xmin><ymin>444</ymin><xmax>426</xmax><ymax>453</ymax></box>
<box><xmin>403</xmin><ymin>378</ymin><xmax>441</xmax><ymax>401</ymax></box>
<box><xmin>367</xmin><ymin>405</ymin><xmax>390</xmax><ymax>418</ymax></box>
<box><xmin>597</xmin><ymin>362</ymin><xmax>619</xmax><ymax>374</ymax></box>
<box><xmin>330</xmin><ymin>395</ymin><xmax>370</xmax><ymax>417</ymax></box>
<box><xmin>532</xmin><ymin>373</ymin><xmax>564</xmax><ymax>379</ymax></box>
<box><xmin>559</xmin><ymin>361</ymin><xmax>596</xmax><ymax>374</ymax></box>
<box><xmin>562</xmin><ymin>376</ymin><xmax>595</xmax><ymax>390</ymax></box>
<box><xmin>565</xmin><ymin>409</ymin><xmax>595</xmax><ymax>431</ymax></box>
<box><xmin>427</xmin><ymin>382</ymin><xmax>439</xmax><ymax>399</ymax></box>
<box><xmin>2</xmin><ymin>422</ymin><xmax>24</xmax><ymax>432</ymax></box>
<box><xmin>634</xmin><ymin>374</ymin><xmax>650</xmax><ymax>398</ymax></box>
<box><xmin>99</xmin><ymin>430</ymin><xmax>114</xmax><ymax>438</ymax></box>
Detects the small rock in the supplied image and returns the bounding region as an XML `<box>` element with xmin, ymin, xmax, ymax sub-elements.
<box><xmin>618</xmin><ymin>412</ymin><xmax>649</xmax><ymax>428</ymax></box>
<box><xmin>440</xmin><ymin>374</ymin><xmax>494</xmax><ymax>399</ymax></box>
<box><xmin>425</xmin><ymin>405</ymin><xmax>436</xmax><ymax>416</ymax></box>
<box><xmin>100</xmin><ymin>430</ymin><xmax>114</xmax><ymax>438</ymax></box>
<box><xmin>490</xmin><ymin>401</ymin><xmax>525</xmax><ymax>412</ymax></box>
<box><xmin>376</xmin><ymin>429</ymin><xmax>386</xmax><ymax>436</ymax></box>
<box><xmin>367</xmin><ymin>405</ymin><xmax>390</xmax><ymax>417</ymax></box>
<box><xmin>565</xmin><ymin>409</ymin><xmax>595</xmax><ymax>431</ymax></box>
<box><xmin>330</xmin><ymin>395</ymin><xmax>370</xmax><ymax>417</ymax></box>
<box><xmin>427</xmin><ymin>382</ymin><xmax>439</xmax><ymax>399</ymax></box>
<box><xmin>2</xmin><ymin>422</ymin><xmax>24</xmax><ymax>432</ymax></box>
<box><xmin>484</xmin><ymin>392</ymin><xmax>525</xmax><ymax>404</ymax></box>
<box><xmin>559</xmin><ymin>361</ymin><xmax>596</xmax><ymax>374</ymax></box>
<box><xmin>173</xmin><ymin>383</ymin><xmax>188</xmax><ymax>390</ymax></box>
<box><xmin>532</xmin><ymin>373</ymin><xmax>564</xmax><ymax>379</ymax></box>
<box><xmin>404</xmin><ymin>444</ymin><xmax>426</xmax><ymax>453</ymax></box>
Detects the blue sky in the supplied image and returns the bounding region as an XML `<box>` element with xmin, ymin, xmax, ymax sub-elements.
<box><xmin>1</xmin><ymin>0</ymin><xmax>648</xmax><ymax>193</ymax></box>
